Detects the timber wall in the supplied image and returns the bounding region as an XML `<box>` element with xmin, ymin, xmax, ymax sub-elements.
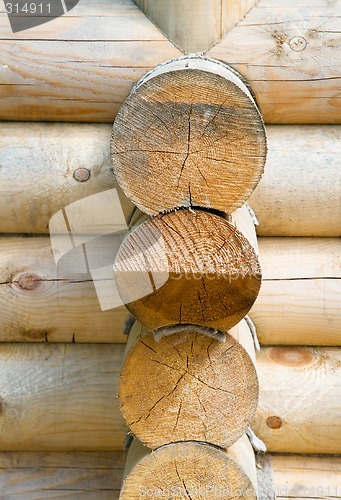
<box><xmin>0</xmin><ymin>0</ymin><xmax>340</xmax><ymax>497</ymax></box>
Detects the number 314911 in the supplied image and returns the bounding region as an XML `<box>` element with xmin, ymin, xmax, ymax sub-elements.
<box><xmin>5</xmin><ymin>3</ymin><xmax>51</xmax><ymax>14</ymax></box>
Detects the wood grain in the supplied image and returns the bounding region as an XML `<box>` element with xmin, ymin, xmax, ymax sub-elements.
<box><xmin>1</xmin><ymin>0</ymin><xmax>338</xmax><ymax>122</ymax></box>
<box><xmin>133</xmin><ymin>0</ymin><xmax>258</xmax><ymax>52</ymax></box>
<box><xmin>111</xmin><ymin>57</ymin><xmax>266</xmax><ymax>216</ymax></box>
<box><xmin>0</xmin><ymin>452</ymin><xmax>125</xmax><ymax>499</ymax></box>
<box><xmin>118</xmin><ymin>322</ymin><xmax>258</xmax><ymax>449</ymax></box>
<box><xmin>0</xmin><ymin>452</ymin><xmax>339</xmax><ymax>498</ymax></box>
<box><xmin>113</xmin><ymin>209</ymin><xmax>261</xmax><ymax>332</ymax></box>
<box><xmin>207</xmin><ymin>0</ymin><xmax>341</xmax><ymax>123</ymax></box>
<box><xmin>250</xmin><ymin>237</ymin><xmax>341</xmax><ymax>346</ymax></box>
<box><xmin>252</xmin><ymin>346</ymin><xmax>341</xmax><ymax>454</ymax></box>
<box><xmin>0</xmin><ymin>123</ymin><xmax>338</xmax><ymax>236</ymax></box>
<box><xmin>0</xmin><ymin>122</ymin><xmax>134</xmax><ymax>234</ymax></box>
<box><xmin>0</xmin><ymin>236</ymin><xmax>339</xmax><ymax>345</ymax></box>
<box><xmin>271</xmin><ymin>455</ymin><xmax>341</xmax><ymax>499</ymax></box>
<box><xmin>0</xmin><ymin>0</ymin><xmax>181</xmax><ymax>122</ymax></box>
<box><xmin>250</xmin><ymin>125</ymin><xmax>341</xmax><ymax>237</ymax></box>
<box><xmin>120</xmin><ymin>438</ymin><xmax>257</xmax><ymax>499</ymax></box>
<box><xmin>0</xmin><ymin>236</ymin><xmax>127</xmax><ymax>343</ymax></box>
<box><xmin>0</xmin><ymin>343</ymin><xmax>127</xmax><ymax>452</ymax></box>
<box><xmin>0</xmin><ymin>344</ymin><xmax>339</xmax><ymax>454</ymax></box>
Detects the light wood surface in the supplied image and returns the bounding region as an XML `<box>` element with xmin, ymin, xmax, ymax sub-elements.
<box><xmin>0</xmin><ymin>344</ymin><xmax>339</xmax><ymax>454</ymax></box>
<box><xmin>133</xmin><ymin>0</ymin><xmax>258</xmax><ymax>52</ymax></box>
<box><xmin>252</xmin><ymin>346</ymin><xmax>341</xmax><ymax>454</ymax></box>
<box><xmin>0</xmin><ymin>452</ymin><xmax>339</xmax><ymax>498</ymax></box>
<box><xmin>0</xmin><ymin>451</ymin><xmax>125</xmax><ymax>499</ymax></box>
<box><xmin>0</xmin><ymin>236</ymin><xmax>127</xmax><ymax>343</ymax></box>
<box><xmin>0</xmin><ymin>343</ymin><xmax>127</xmax><ymax>452</ymax></box>
<box><xmin>2</xmin><ymin>0</ymin><xmax>338</xmax><ymax>122</ymax></box>
<box><xmin>0</xmin><ymin>0</ymin><xmax>181</xmax><ymax>122</ymax></box>
<box><xmin>250</xmin><ymin>125</ymin><xmax>341</xmax><ymax>237</ymax></box>
<box><xmin>111</xmin><ymin>57</ymin><xmax>266</xmax><ymax>216</ymax></box>
<box><xmin>0</xmin><ymin>236</ymin><xmax>339</xmax><ymax>345</ymax></box>
<box><xmin>118</xmin><ymin>321</ymin><xmax>258</xmax><ymax>449</ymax></box>
<box><xmin>120</xmin><ymin>438</ymin><xmax>257</xmax><ymax>499</ymax></box>
<box><xmin>250</xmin><ymin>237</ymin><xmax>341</xmax><ymax>346</ymax></box>
<box><xmin>113</xmin><ymin>209</ymin><xmax>261</xmax><ymax>332</ymax></box>
<box><xmin>207</xmin><ymin>0</ymin><xmax>341</xmax><ymax>123</ymax></box>
<box><xmin>0</xmin><ymin>122</ymin><xmax>134</xmax><ymax>234</ymax></box>
<box><xmin>0</xmin><ymin>123</ymin><xmax>338</xmax><ymax>236</ymax></box>
<box><xmin>271</xmin><ymin>455</ymin><xmax>341</xmax><ymax>499</ymax></box>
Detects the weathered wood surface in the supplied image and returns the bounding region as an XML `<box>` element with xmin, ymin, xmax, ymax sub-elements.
<box><xmin>0</xmin><ymin>344</ymin><xmax>127</xmax><ymax>452</ymax></box>
<box><xmin>0</xmin><ymin>452</ymin><xmax>125</xmax><ymax>499</ymax></box>
<box><xmin>120</xmin><ymin>438</ymin><xmax>257</xmax><ymax>499</ymax></box>
<box><xmin>0</xmin><ymin>123</ymin><xmax>134</xmax><ymax>234</ymax></box>
<box><xmin>271</xmin><ymin>455</ymin><xmax>341</xmax><ymax>499</ymax></box>
<box><xmin>118</xmin><ymin>321</ymin><xmax>258</xmax><ymax>449</ymax></box>
<box><xmin>0</xmin><ymin>236</ymin><xmax>339</xmax><ymax>345</ymax></box>
<box><xmin>207</xmin><ymin>0</ymin><xmax>341</xmax><ymax>124</ymax></box>
<box><xmin>113</xmin><ymin>209</ymin><xmax>261</xmax><ymax>332</ymax></box>
<box><xmin>0</xmin><ymin>123</ymin><xmax>339</xmax><ymax>236</ymax></box>
<box><xmin>0</xmin><ymin>237</ymin><xmax>127</xmax><ymax>343</ymax></box>
<box><xmin>0</xmin><ymin>344</ymin><xmax>339</xmax><ymax>453</ymax></box>
<box><xmin>0</xmin><ymin>0</ymin><xmax>181</xmax><ymax>122</ymax></box>
<box><xmin>111</xmin><ymin>57</ymin><xmax>266</xmax><ymax>216</ymax></box>
<box><xmin>0</xmin><ymin>452</ymin><xmax>339</xmax><ymax>499</ymax></box>
<box><xmin>250</xmin><ymin>125</ymin><xmax>341</xmax><ymax>237</ymax></box>
<box><xmin>134</xmin><ymin>0</ymin><xmax>258</xmax><ymax>53</ymax></box>
<box><xmin>252</xmin><ymin>346</ymin><xmax>341</xmax><ymax>454</ymax></box>
<box><xmin>250</xmin><ymin>237</ymin><xmax>341</xmax><ymax>346</ymax></box>
<box><xmin>1</xmin><ymin>0</ymin><xmax>339</xmax><ymax>122</ymax></box>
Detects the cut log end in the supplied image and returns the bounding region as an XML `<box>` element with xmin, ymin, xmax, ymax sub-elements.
<box><xmin>113</xmin><ymin>209</ymin><xmax>262</xmax><ymax>332</ymax></box>
<box><xmin>120</xmin><ymin>441</ymin><xmax>257</xmax><ymax>499</ymax></box>
<box><xmin>111</xmin><ymin>58</ymin><xmax>266</xmax><ymax>215</ymax></box>
<box><xmin>119</xmin><ymin>323</ymin><xmax>259</xmax><ymax>449</ymax></box>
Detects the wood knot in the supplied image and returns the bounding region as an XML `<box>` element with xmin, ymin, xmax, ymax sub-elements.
<box><xmin>269</xmin><ymin>347</ymin><xmax>315</xmax><ymax>367</ymax></box>
<box><xmin>266</xmin><ymin>416</ymin><xmax>282</xmax><ymax>429</ymax></box>
<box><xmin>73</xmin><ymin>168</ymin><xmax>91</xmax><ymax>182</ymax></box>
<box><xmin>15</xmin><ymin>272</ymin><xmax>43</xmax><ymax>291</ymax></box>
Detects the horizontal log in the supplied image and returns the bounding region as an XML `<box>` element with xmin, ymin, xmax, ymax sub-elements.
<box><xmin>270</xmin><ymin>454</ymin><xmax>341</xmax><ymax>499</ymax></box>
<box><xmin>207</xmin><ymin>0</ymin><xmax>341</xmax><ymax>123</ymax></box>
<box><xmin>0</xmin><ymin>344</ymin><xmax>339</xmax><ymax>454</ymax></box>
<box><xmin>250</xmin><ymin>125</ymin><xmax>341</xmax><ymax>237</ymax></box>
<box><xmin>120</xmin><ymin>437</ymin><xmax>257</xmax><ymax>499</ymax></box>
<box><xmin>0</xmin><ymin>122</ymin><xmax>135</xmax><ymax>234</ymax></box>
<box><xmin>252</xmin><ymin>346</ymin><xmax>341</xmax><ymax>454</ymax></box>
<box><xmin>0</xmin><ymin>236</ymin><xmax>339</xmax><ymax>345</ymax></box>
<box><xmin>0</xmin><ymin>0</ymin><xmax>181</xmax><ymax>122</ymax></box>
<box><xmin>1</xmin><ymin>1</ymin><xmax>339</xmax><ymax>123</ymax></box>
<box><xmin>0</xmin><ymin>451</ymin><xmax>125</xmax><ymax>499</ymax></box>
<box><xmin>0</xmin><ymin>237</ymin><xmax>127</xmax><ymax>343</ymax></box>
<box><xmin>0</xmin><ymin>343</ymin><xmax>127</xmax><ymax>452</ymax></box>
<box><xmin>250</xmin><ymin>237</ymin><xmax>341</xmax><ymax>346</ymax></box>
<box><xmin>0</xmin><ymin>123</ymin><xmax>338</xmax><ymax>236</ymax></box>
<box><xmin>0</xmin><ymin>451</ymin><xmax>339</xmax><ymax>498</ymax></box>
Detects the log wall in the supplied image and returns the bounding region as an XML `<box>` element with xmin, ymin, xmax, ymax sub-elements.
<box><xmin>0</xmin><ymin>452</ymin><xmax>339</xmax><ymax>499</ymax></box>
<box><xmin>1</xmin><ymin>0</ymin><xmax>340</xmax><ymax>123</ymax></box>
<box><xmin>1</xmin><ymin>123</ymin><xmax>338</xmax><ymax>236</ymax></box>
<box><xmin>0</xmin><ymin>343</ymin><xmax>338</xmax><ymax>455</ymax></box>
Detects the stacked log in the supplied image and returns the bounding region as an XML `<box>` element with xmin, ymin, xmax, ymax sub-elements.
<box><xmin>0</xmin><ymin>1</ymin><xmax>340</xmax><ymax>496</ymax></box>
<box><xmin>108</xmin><ymin>55</ymin><xmax>267</xmax><ymax>496</ymax></box>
